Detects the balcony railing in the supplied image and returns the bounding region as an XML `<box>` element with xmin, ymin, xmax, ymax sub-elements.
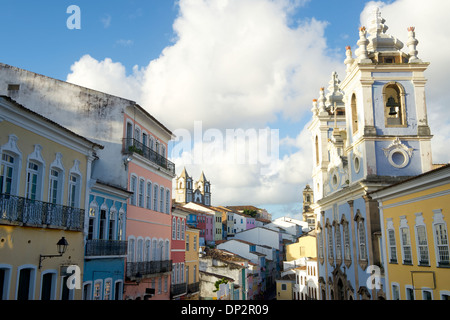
<box><xmin>187</xmin><ymin>282</ymin><xmax>200</xmax><ymax>294</ymax></box>
<box><xmin>85</xmin><ymin>239</ymin><xmax>128</xmax><ymax>257</ymax></box>
<box><xmin>126</xmin><ymin>260</ymin><xmax>172</xmax><ymax>278</ymax></box>
<box><xmin>123</xmin><ymin>138</ymin><xmax>175</xmax><ymax>175</ymax></box>
<box><xmin>0</xmin><ymin>193</ymin><xmax>84</xmax><ymax>231</ymax></box>
<box><xmin>171</xmin><ymin>282</ymin><xmax>187</xmax><ymax>297</ymax></box>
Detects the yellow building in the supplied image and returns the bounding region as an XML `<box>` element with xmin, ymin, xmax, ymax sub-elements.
<box><xmin>185</xmin><ymin>225</ymin><xmax>200</xmax><ymax>300</ymax></box>
<box><xmin>285</xmin><ymin>231</ymin><xmax>317</xmax><ymax>261</ymax></box>
<box><xmin>0</xmin><ymin>96</ymin><xmax>102</xmax><ymax>300</ymax></box>
<box><xmin>276</xmin><ymin>274</ymin><xmax>295</xmax><ymax>300</ymax></box>
<box><xmin>371</xmin><ymin>164</ymin><xmax>450</xmax><ymax>300</ymax></box>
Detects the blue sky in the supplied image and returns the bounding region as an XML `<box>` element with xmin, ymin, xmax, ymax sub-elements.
<box><xmin>1</xmin><ymin>0</ymin><xmax>448</xmax><ymax>220</ymax></box>
<box><xmin>1</xmin><ymin>0</ymin><xmax>367</xmax><ymax>79</ymax></box>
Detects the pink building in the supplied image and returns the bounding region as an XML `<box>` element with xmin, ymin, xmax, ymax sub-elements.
<box><xmin>123</xmin><ymin>112</ymin><xmax>176</xmax><ymax>300</ymax></box>
<box><xmin>171</xmin><ymin>207</ymin><xmax>188</xmax><ymax>299</ymax></box>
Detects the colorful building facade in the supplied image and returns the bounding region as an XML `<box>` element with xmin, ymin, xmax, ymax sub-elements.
<box><xmin>370</xmin><ymin>164</ymin><xmax>450</xmax><ymax>300</ymax></box>
<box><xmin>0</xmin><ymin>96</ymin><xmax>101</xmax><ymax>300</ymax></box>
<box><xmin>309</xmin><ymin>8</ymin><xmax>433</xmax><ymax>300</ymax></box>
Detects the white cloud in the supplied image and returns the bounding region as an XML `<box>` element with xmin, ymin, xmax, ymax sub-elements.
<box><xmin>66</xmin><ymin>54</ymin><xmax>144</xmax><ymax>100</ymax></box>
<box><xmin>65</xmin><ymin>0</ymin><xmax>450</xmax><ymax>218</ymax></box>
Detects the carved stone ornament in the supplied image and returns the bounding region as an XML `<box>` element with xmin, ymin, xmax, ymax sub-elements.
<box><xmin>382</xmin><ymin>137</ymin><xmax>413</xmax><ymax>168</ymax></box>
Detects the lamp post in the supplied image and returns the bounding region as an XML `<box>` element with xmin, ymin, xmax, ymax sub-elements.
<box><xmin>38</xmin><ymin>236</ymin><xmax>69</xmax><ymax>269</ymax></box>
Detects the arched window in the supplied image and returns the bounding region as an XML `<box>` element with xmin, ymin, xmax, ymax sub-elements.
<box><xmin>384</xmin><ymin>82</ymin><xmax>406</xmax><ymax>127</ymax></box>
<box><xmin>351</xmin><ymin>94</ymin><xmax>358</xmax><ymax>135</ymax></box>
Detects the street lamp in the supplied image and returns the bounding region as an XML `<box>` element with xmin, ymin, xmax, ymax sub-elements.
<box><xmin>38</xmin><ymin>236</ymin><xmax>69</xmax><ymax>269</ymax></box>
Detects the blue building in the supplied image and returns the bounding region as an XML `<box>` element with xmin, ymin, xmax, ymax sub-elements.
<box><xmin>308</xmin><ymin>8</ymin><xmax>433</xmax><ymax>300</ymax></box>
<box><xmin>82</xmin><ymin>180</ymin><xmax>131</xmax><ymax>300</ymax></box>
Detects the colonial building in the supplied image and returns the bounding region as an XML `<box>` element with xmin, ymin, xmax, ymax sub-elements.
<box><xmin>0</xmin><ymin>96</ymin><xmax>102</xmax><ymax>300</ymax></box>
<box><xmin>0</xmin><ymin>62</ymin><xmax>176</xmax><ymax>300</ymax></box>
<box><xmin>308</xmin><ymin>8</ymin><xmax>433</xmax><ymax>300</ymax></box>
<box><xmin>370</xmin><ymin>164</ymin><xmax>450</xmax><ymax>300</ymax></box>
<box><xmin>302</xmin><ymin>185</ymin><xmax>315</xmax><ymax>229</ymax></box>
<box><xmin>175</xmin><ymin>168</ymin><xmax>211</xmax><ymax>206</ymax></box>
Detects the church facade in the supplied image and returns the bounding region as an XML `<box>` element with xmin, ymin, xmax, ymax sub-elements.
<box><xmin>308</xmin><ymin>8</ymin><xmax>433</xmax><ymax>300</ymax></box>
<box><xmin>175</xmin><ymin>167</ymin><xmax>211</xmax><ymax>206</ymax></box>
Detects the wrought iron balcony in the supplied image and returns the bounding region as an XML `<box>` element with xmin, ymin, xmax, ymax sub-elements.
<box><xmin>126</xmin><ymin>260</ymin><xmax>172</xmax><ymax>278</ymax></box>
<box><xmin>0</xmin><ymin>193</ymin><xmax>84</xmax><ymax>231</ymax></box>
<box><xmin>171</xmin><ymin>282</ymin><xmax>187</xmax><ymax>297</ymax></box>
<box><xmin>187</xmin><ymin>282</ymin><xmax>200</xmax><ymax>294</ymax></box>
<box><xmin>123</xmin><ymin>138</ymin><xmax>175</xmax><ymax>175</ymax></box>
<box><xmin>85</xmin><ymin>239</ymin><xmax>128</xmax><ymax>257</ymax></box>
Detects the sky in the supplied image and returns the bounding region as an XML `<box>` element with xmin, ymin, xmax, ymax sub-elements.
<box><xmin>1</xmin><ymin>0</ymin><xmax>449</xmax><ymax>220</ymax></box>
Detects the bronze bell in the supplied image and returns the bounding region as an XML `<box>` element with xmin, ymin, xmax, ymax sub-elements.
<box><xmin>386</xmin><ymin>96</ymin><xmax>398</xmax><ymax>115</ymax></box>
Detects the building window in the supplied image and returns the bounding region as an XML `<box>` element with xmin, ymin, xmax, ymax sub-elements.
<box><xmin>406</xmin><ymin>287</ymin><xmax>415</xmax><ymax>300</ymax></box>
<box><xmin>146</xmin><ymin>181</ymin><xmax>152</xmax><ymax>209</ymax></box>
<box><xmin>128</xmin><ymin>237</ymin><xmax>135</xmax><ymax>262</ymax></box>
<box><xmin>166</xmin><ymin>189</ymin><xmax>170</xmax><ymax>214</ymax></box>
<box><xmin>109</xmin><ymin>209</ymin><xmax>117</xmax><ymax>240</ymax></box>
<box><xmin>194</xmin><ymin>235</ymin><xmax>197</xmax><ymax>251</ymax></box>
<box><xmin>160</xmin><ymin>187</ymin><xmax>164</xmax><ymax>212</ymax></box>
<box><xmin>432</xmin><ymin>209</ymin><xmax>449</xmax><ymax>267</ymax></box>
<box><xmin>392</xmin><ymin>283</ymin><xmax>400</xmax><ymax>300</ymax></box>
<box><xmin>416</xmin><ymin>225</ymin><xmax>429</xmax><ymax>265</ymax></box>
<box><xmin>68</xmin><ymin>174</ymin><xmax>80</xmax><ymax>208</ymax></box>
<box><xmin>422</xmin><ymin>290</ymin><xmax>432</xmax><ymax>300</ymax></box>
<box><xmin>130</xmin><ymin>175</ymin><xmax>137</xmax><ymax>206</ymax></box>
<box><xmin>181</xmin><ymin>220</ymin><xmax>185</xmax><ymax>240</ymax></box>
<box><xmin>401</xmin><ymin>227</ymin><xmax>412</xmax><ymax>264</ymax></box>
<box><xmin>145</xmin><ymin>239</ymin><xmax>151</xmax><ymax>262</ymax></box>
<box><xmin>356</xmin><ymin>215</ymin><xmax>368</xmax><ymax>262</ymax></box>
<box><xmin>26</xmin><ymin>161</ymin><xmax>40</xmax><ymax>200</ymax></box>
<box><xmin>0</xmin><ymin>153</ymin><xmax>15</xmax><ymax>194</ymax></box>
<box><xmin>93</xmin><ymin>281</ymin><xmax>102</xmax><ymax>300</ymax></box>
<box><xmin>88</xmin><ymin>203</ymin><xmax>97</xmax><ymax>240</ymax></box>
<box><xmin>186</xmin><ymin>234</ymin><xmax>190</xmax><ymax>251</ymax></box>
<box><xmin>104</xmin><ymin>279</ymin><xmax>112</xmax><ymax>300</ymax></box>
<box><xmin>343</xmin><ymin>221</ymin><xmax>351</xmax><ymax>262</ymax></box>
<box><xmin>335</xmin><ymin>223</ymin><xmax>342</xmax><ymax>262</ymax></box>
<box><xmin>17</xmin><ymin>267</ymin><xmax>35</xmax><ymax>300</ymax></box>
<box><xmin>400</xmin><ymin>216</ymin><xmax>412</xmax><ymax>264</ymax></box>
<box><xmin>383</xmin><ymin>82</ymin><xmax>406</xmax><ymax>127</ymax></box>
<box><xmin>172</xmin><ymin>217</ymin><xmax>176</xmax><ymax>240</ymax></box>
<box><xmin>318</xmin><ymin>225</ymin><xmax>324</xmax><ymax>262</ymax></box>
<box><xmin>99</xmin><ymin>207</ymin><xmax>107</xmax><ymax>240</ymax></box>
<box><xmin>153</xmin><ymin>185</ymin><xmax>158</xmax><ymax>211</ymax></box>
<box><xmin>327</xmin><ymin>224</ymin><xmax>334</xmax><ymax>263</ymax></box>
<box><xmin>388</xmin><ymin>229</ymin><xmax>398</xmax><ymax>263</ymax></box>
<box><xmin>138</xmin><ymin>179</ymin><xmax>145</xmax><ymax>207</ymax></box>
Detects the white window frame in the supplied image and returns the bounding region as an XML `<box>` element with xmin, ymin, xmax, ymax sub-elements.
<box><xmin>130</xmin><ymin>174</ymin><xmax>137</xmax><ymax>206</ymax></box>
<box><xmin>399</xmin><ymin>216</ymin><xmax>412</xmax><ymax>264</ymax></box>
<box><xmin>414</xmin><ymin>212</ymin><xmax>429</xmax><ymax>266</ymax></box>
<box><xmin>104</xmin><ymin>278</ymin><xmax>112</xmax><ymax>300</ymax></box>
<box><xmin>387</xmin><ymin>219</ymin><xmax>397</xmax><ymax>263</ymax></box>
<box><xmin>0</xmin><ymin>134</ymin><xmax>22</xmax><ymax>196</ymax></box>
<box><xmin>138</xmin><ymin>178</ymin><xmax>145</xmax><ymax>207</ymax></box>
<box><xmin>153</xmin><ymin>184</ymin><xmax>158</xmax><ymax>211</ymax></box>
<box><xmin>48</xmin><ymin>153</ymin><xmax>65</xmax><ymax>205</ymax></box>
<box><xmin>146</xmin><ymin>181</ymin><xmax>152</xmax><ymax>210</ymax></box>
<box><xmin>432</xmin><ymin>209</ymin><xmax>449</xmax><ymax>267</ymax></box>
<box><xmin>67</xmin><ymin>160</ymin><xmax>82</xmax><ymax>208</ymax></box>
